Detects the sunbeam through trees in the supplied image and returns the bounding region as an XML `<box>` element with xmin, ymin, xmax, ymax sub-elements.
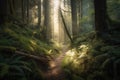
<box><xmin>0</xmin><ymin>0</ymin><xmax>120</xmax><ymax>80</ymax></box>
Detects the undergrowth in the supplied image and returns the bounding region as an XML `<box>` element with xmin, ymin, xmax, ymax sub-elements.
<box><xmin>0</xmin><ymin>23</ymin><xmax>58</xmax><ymax>56</ymax></box>
<box><xmin>62</xmin><ymin>31</ymin><xmax>120</xmax><ymax>80</ymax></box>
<box><xmin>0</xmin><ymin>53</ymin><xmax>44</xmax><ymax>80</ymax></box>
<box><xmin>0</xmin><ymin>23</ymin><xmax>59</xmax><ymax>80</ymax></box>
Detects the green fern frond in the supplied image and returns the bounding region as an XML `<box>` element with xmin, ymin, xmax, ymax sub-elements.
<box><xmin>0</xmin><ymin>64</ymin><xmax>9</xmax><ymax>77</ymax></box>
<box><xmin>19</xmin><ymin>65</ymin><xmax>32</xmax><ymax>72</ymax></box>
<box><xmin>9</xmin><ymin>65</ymin><xmax>25</xmax><ymax>74</ymax></box>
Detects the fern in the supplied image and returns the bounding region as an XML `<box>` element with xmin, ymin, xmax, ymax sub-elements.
<box><xmin>0</xmin><ymin>64</ymin><xmax>9</xmax><ymax>77</ymax></box>
<box><xmin>0</xmin><ymin>54</ymin><xmax>32</xmax><ymax>79</ymax></box>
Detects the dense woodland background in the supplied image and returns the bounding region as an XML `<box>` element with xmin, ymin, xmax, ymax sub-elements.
<box><xmin>0</xmin><ymin>0</ymin><xmax>120</xmax><ymax>80</ymax></box>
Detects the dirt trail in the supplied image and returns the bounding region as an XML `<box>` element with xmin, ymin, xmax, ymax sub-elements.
<box><xmin>43</xmin><ymin>47</ymin><xmax>68</xmax><ymax>80</ymax></box>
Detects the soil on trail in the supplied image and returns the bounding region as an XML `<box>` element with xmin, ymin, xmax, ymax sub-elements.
<box><xmin>43</xmin><ymin>47</ymin><xmax>68</xmax><ymax>80</ymax></box>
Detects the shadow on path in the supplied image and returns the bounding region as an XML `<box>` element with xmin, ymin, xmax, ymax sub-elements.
<box><xmin>43</xmin><ymin>46</ymin><xmax>69</xmax><ymax>80</ymax></box>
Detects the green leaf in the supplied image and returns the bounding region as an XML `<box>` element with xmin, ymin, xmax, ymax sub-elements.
<box><xmin>0</xmin><ymin>64</ymin><xmax>9</xmax><ymax>77</ymax></box>
<box><xmin>19</xmin><ymin>65</ymin><xmax>32</xmax><ymax>72</ymax></box>
<box><xmin>9</xmin><ymin>65</ymin><xmax>24</xmax><ymax>74</ymax></box>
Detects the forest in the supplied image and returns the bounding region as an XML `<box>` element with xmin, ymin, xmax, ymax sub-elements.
<box><xmin>0</xmin><ymin>0</ymin><xmax>120</xmax><ymax>80</ymax></box>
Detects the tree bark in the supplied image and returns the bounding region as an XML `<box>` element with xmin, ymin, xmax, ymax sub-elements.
<box><xmin>9</xmin><ymin>0</ymin><xmax>15</xmax><ymax>15</ymax></box>
<box><xmin>26</xmin><ymin>0</ymin><xmax>29</xmax><ymax>24</ymax></box>
<box><xmin>21</xmin><ymin>0</ymin><xmax>25</xmax><ymax>22</ymax></box>
<box><xmin>71</xmin><ymin>0</ymin><xmax>78</xmax><ymax>38</ymax></box>
<box><xmin>0</xmin><ymin>0</ymin><xmax>8</xmax><ymax>24</ymax></box>
<box><xmin>94</xmin><ymin>0</ymin><xmax>108</xmax><ymax>36</ymax></box>
<box><xmin>38</xmin><ymin>0</ymin><xmax>41</xmax><ymax>27</ymax></box>
<box><xmin>60</xmin><ymin>8</ymin><xmax>73</xmax><ymax>43</ymax></box>
<box><xmin>77</xmin><ymin>0</ymin><xmax>82</xmax><ymax>32</ymax></box>
<box><xmin>44</xmin><ymin>0</ymin><xmax>54</xmax><ymax>42</ymax></box>
<box><xmin>15</xmin><ymin>51</ymin><xmax>50</xmax><ymax>63</ymax></box>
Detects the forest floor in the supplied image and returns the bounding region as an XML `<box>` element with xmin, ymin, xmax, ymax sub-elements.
<box><xmin>43</xmin><ymin>46</ymin><xmax>69</xmax><ymax>80</ymax></box>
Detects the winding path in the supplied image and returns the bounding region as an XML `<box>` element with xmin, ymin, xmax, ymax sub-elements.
<box><xmin>43</xmin><ymin>46</ymin><xmax>68</xmax><ymax>80</ymax></box>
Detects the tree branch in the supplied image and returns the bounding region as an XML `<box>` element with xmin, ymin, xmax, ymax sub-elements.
<box><xmin>15</xmin><ymin>51</ymin><xmax>50</xmax><ymax>63</ymax></box>
<box><xmin>61</xmin><ymin>8</ymin><xmax>71</xmax><ymax>13</ymax></box>
<box><xmin>59</xmin><ymin>8</ymin><xmax>73</xmax><ymax>43</ymax></box>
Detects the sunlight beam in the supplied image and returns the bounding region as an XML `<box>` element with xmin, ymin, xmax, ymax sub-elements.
<box><xmin>53</xmin><ymin>0</ymin><xmax>60</xmax><ymax>42</ymax></box>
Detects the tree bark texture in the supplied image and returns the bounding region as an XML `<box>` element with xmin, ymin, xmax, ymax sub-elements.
<box><xmin>71</xmin><ymin>0</ymin><xmax>78</xmax><ymax>38</ymax></box>
<box><xmin>44</xmin><ymin>0</ymin><xmax>54</xmax><ymax>42</ymax></box>
<box><xmin>94</xmin><ymin>0</ymin><xmax>108</xmax><ymax>35</ymax></box>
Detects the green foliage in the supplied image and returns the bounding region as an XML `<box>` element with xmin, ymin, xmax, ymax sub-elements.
<box><xmin>107</xmin><ymin>0</ymin><xmax>120</xmax><ymax>21</ymax></box>
<box><xmin>28</xmin><ymin>60</ymin><xmax>44</xmax><ymax>80</ymax></box>
<box><xmin>0</xmin><ymin>23</ymin><xmax>56</xmax><ymax>80</ymax></box>
<box><xmin>0</xmin><ymin>23</ymin><xmax>56</xmax><ymax>55</ymax></box>
<box><xmin>0</xmin><ymin>54</ymin><xmax>32</xmax><ymax>80</ymax></box>
<box><xmin>0</xmin><ymin>46</ymin><xmax>16</xmax><ymax>53</ymax></box>
<box><xmin>87</xmin><ymin>71</ymin><xmax>105</xmax><ymax>80</ymax></box>
<box><xmin>62</xmin><ymin>29</ymin><xmax>120</xmax><ymax>80</ymax></box>
<box><xmin>72</xmin><ymin>74</ymin><xmax>84</xmax><ymax>80</ymax></box>
<box><xmin>0</xmin><ymin>52</ymin><xmax>45</xmax><ymax>80</ymax></box>
<box><xmin>100</xmin><ymin>45</ymin><xmax>120</xmax><ymax>56</ymax></box>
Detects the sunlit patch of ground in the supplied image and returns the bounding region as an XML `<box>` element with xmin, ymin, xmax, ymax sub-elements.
<box><xmin>62</xmin><ymin>44</ymin><xmax>92</xmax><ymax>73</ymax></box>
<box><xmin>43</xmin><ymin>44</ymin><xmax>91</xmax><ymax>80</ymax></box>
<box><xmin>43</xmin><ymin>46</ymin><xmax>67</xmax><ymax>80</ymax></box>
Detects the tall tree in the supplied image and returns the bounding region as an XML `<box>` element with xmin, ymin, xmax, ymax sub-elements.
<box><xmin>77</xmin><ymin>0</ymin><xmax>82</xmax><ymax>32</ymax></box>
<box><xmin>60</xmin><ymin>8</ymin><xmax>73</xmax><ymax>43</ymax></box>
<box><xmin>71</xmin><ymin>0</ymin><xmax>78</xmax><ymax>38</ymax></box>
<box><xmin>26</xmin><ymin>0</ymin><xmax>29</xmax><ymax>24</ymax></box>
<box><xmin>94</xmin><ymin>0</ymin><xmax>108</xmax><ymax>36</ymax></box>
<box><xmin>21</xmin><ymin>0</ymin><xmax>25</xmax><ymax>22</ymax></box>
<box><xmin>0</xmin><ymin>0</ymin><xmax>8</xmax><ymax>24</ymax></box>
<box><xmin>44</xmin><ymin>0</ymin><xmax>54</xmax><ymax>42</ymax></box>
<box><xmin>9</xmin><ymin>0</ymin><xmax>15</xmax><ymax>15</ymax></box>
<box><xmin>38</xmin><ymin>0</ymin><xmax>41</xmax><ymax>27</ymax></box>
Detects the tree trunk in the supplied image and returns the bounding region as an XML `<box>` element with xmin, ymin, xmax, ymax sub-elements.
<box><xmin>44</xmin><ymin>0</ymin><xmax>54</xmax><ymax>42</ymax></box>
<box><xmin>94</xmin><ymin>0</ymin><xmax>108</xmax><ymax>36</ymax></box>
<box><xmin>71</xmin><ymin>0</ymin><xmax>78</xmax><ymax>38</ymax></box>
<box><xmin>0</xmin><ymin>0</ymin><xmax>8</xmax><ymax>24</ymax></box>
<box><xmin>9</xmin><ymin>0</ymin><xmax>15</xmax><ymax>15</ymax></box>
<box><xmin>60</xmin><ymin>8</ymin><xmax>73</xmax><ymax>43</ymax></box>
<box><xmin>21</xmin><ymin>0</ymin><xmax>25</xmax><ymax>22</ymax></box>
<box><xmin>26</xmin><ymin>0</ymin><xmax>29</xmax><ymax>24</ymax></box>
<box><xmin>38</xmin><ymin>0</ymin><xmax>41</xmax><ymax>27</ymax></box>
<box><xmin>77</xmin><ymin>0</ymin><xmax>82</xmax><ymax>32</ymax></box>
